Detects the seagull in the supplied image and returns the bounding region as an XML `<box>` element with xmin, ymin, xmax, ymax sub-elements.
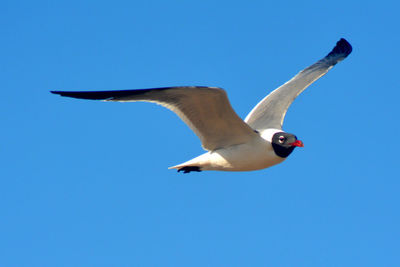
<box><xmin>52</xmin><ymin>38</ymin><xmax>352</xmax><ymax>173</ymax></box>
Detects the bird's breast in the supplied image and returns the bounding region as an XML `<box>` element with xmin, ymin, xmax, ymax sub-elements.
<box><xmin>205</xmin><ymin>136</ymin><xmax>285</xmax><ymax>171</ymax></box>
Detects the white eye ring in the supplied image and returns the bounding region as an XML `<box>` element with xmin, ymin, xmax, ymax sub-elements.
<box><xmin>279</xmin><ymin>136</ymin><xmax>285</xmax><ymax>143</ymax></box>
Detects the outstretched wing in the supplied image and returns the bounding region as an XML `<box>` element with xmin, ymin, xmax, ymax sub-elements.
<box><xmin>245</xmin><ymin>38</ymin><xmax>352</xmax><ymax>130</ymax></box>
<box><xmin>51</xmin><ymin>86</ymin><xmax>257</xmax><ymax>151</ymax></box>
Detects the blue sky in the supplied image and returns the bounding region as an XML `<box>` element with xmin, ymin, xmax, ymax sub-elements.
<box><xmin>2</xmin><ymin>0</ymin><xmax>399</xmax><ymax>266</ymax></box>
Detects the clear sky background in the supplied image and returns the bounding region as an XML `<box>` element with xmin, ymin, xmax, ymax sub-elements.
<box><xmin>2</xmin><ymin>0</ymin><xmax>399</xmax><ymax>266</ymax></box>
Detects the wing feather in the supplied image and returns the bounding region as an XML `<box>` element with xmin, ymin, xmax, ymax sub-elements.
<box><xmin>245</xmin><ymin>38</ymin><xmax>352</xmax><ymax>130</ymax></box>
<box><xmin>51</xmin><ymin>86</ymin><xmax>257</xmax><ymax>151</ymax></box>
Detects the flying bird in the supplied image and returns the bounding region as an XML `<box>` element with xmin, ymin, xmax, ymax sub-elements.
<box><xmin>52</xmin><ymin>38</ymin><xmax>352</xmax><ymax>173</ymax></box>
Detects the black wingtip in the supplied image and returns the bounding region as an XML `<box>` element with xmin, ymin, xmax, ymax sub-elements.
<box><xmin>50</xmin><ymin>87</ymin><xmax>205</xmax><ymax>101</ymax></box>
<box><xmin>51</xmin><ymin>91</ymin><xmax>73</xmax><ymax>98</ymax></box>
<box><xmin>50</xmin><ymin>90</ymin><xmax>116</xmax><ymax>100</ymax></box>
<box><xmin>327</xmin><ymin>38</ymin><xmax>352</xmax><ymax>58</ymax></box>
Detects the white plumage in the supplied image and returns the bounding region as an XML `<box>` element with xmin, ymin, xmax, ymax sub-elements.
<box><xmin>52</xmin><ymin>38</ymin><xmax>352</xmax><ymax>173</ymax></box>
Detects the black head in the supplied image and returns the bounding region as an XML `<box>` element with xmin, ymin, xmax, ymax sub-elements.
<box><xmin>271</xmin><ymin>132</ymin><xmax>304</xmax><ymax>158</ymax></box>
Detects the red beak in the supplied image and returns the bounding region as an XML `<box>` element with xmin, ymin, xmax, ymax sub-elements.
<box><xmin>290</xmin><ymin>140</ymin><xmax>304</xmax><ymax>147</ymax></box>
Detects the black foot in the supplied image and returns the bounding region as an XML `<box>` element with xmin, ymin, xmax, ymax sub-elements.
<box><xmin>177</xmin><ymin>166</ymin><xmax>202</xmax><ymax>174</ymax></box>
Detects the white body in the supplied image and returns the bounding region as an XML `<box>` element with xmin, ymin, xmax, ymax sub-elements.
<box><xmin>170</xmin><ymin>129</ymin><xmax>285</xmax><ymax>171</ymax></box>
<box><xmin>52</xmin><ymin>38</ymin><xmax>352</xmax><ymax>172</ymax></box>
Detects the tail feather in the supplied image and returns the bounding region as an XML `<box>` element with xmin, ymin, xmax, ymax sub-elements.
<box><xmin>169</xmin><ymin>164</ymin><xmax>202</xmax><ymax>173</ymax></box>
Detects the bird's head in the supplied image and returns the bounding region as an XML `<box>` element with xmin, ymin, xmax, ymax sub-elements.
<box><xmin>271</xmin><ymin>132</ymin><xmax>304</xmax><ymax>158</ymax></box>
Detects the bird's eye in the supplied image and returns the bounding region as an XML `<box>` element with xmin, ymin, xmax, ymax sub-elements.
<box><xmin>278</xmin><ymin>136</ymin><xmax>286</xmax><ymax>143</ymax></box>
